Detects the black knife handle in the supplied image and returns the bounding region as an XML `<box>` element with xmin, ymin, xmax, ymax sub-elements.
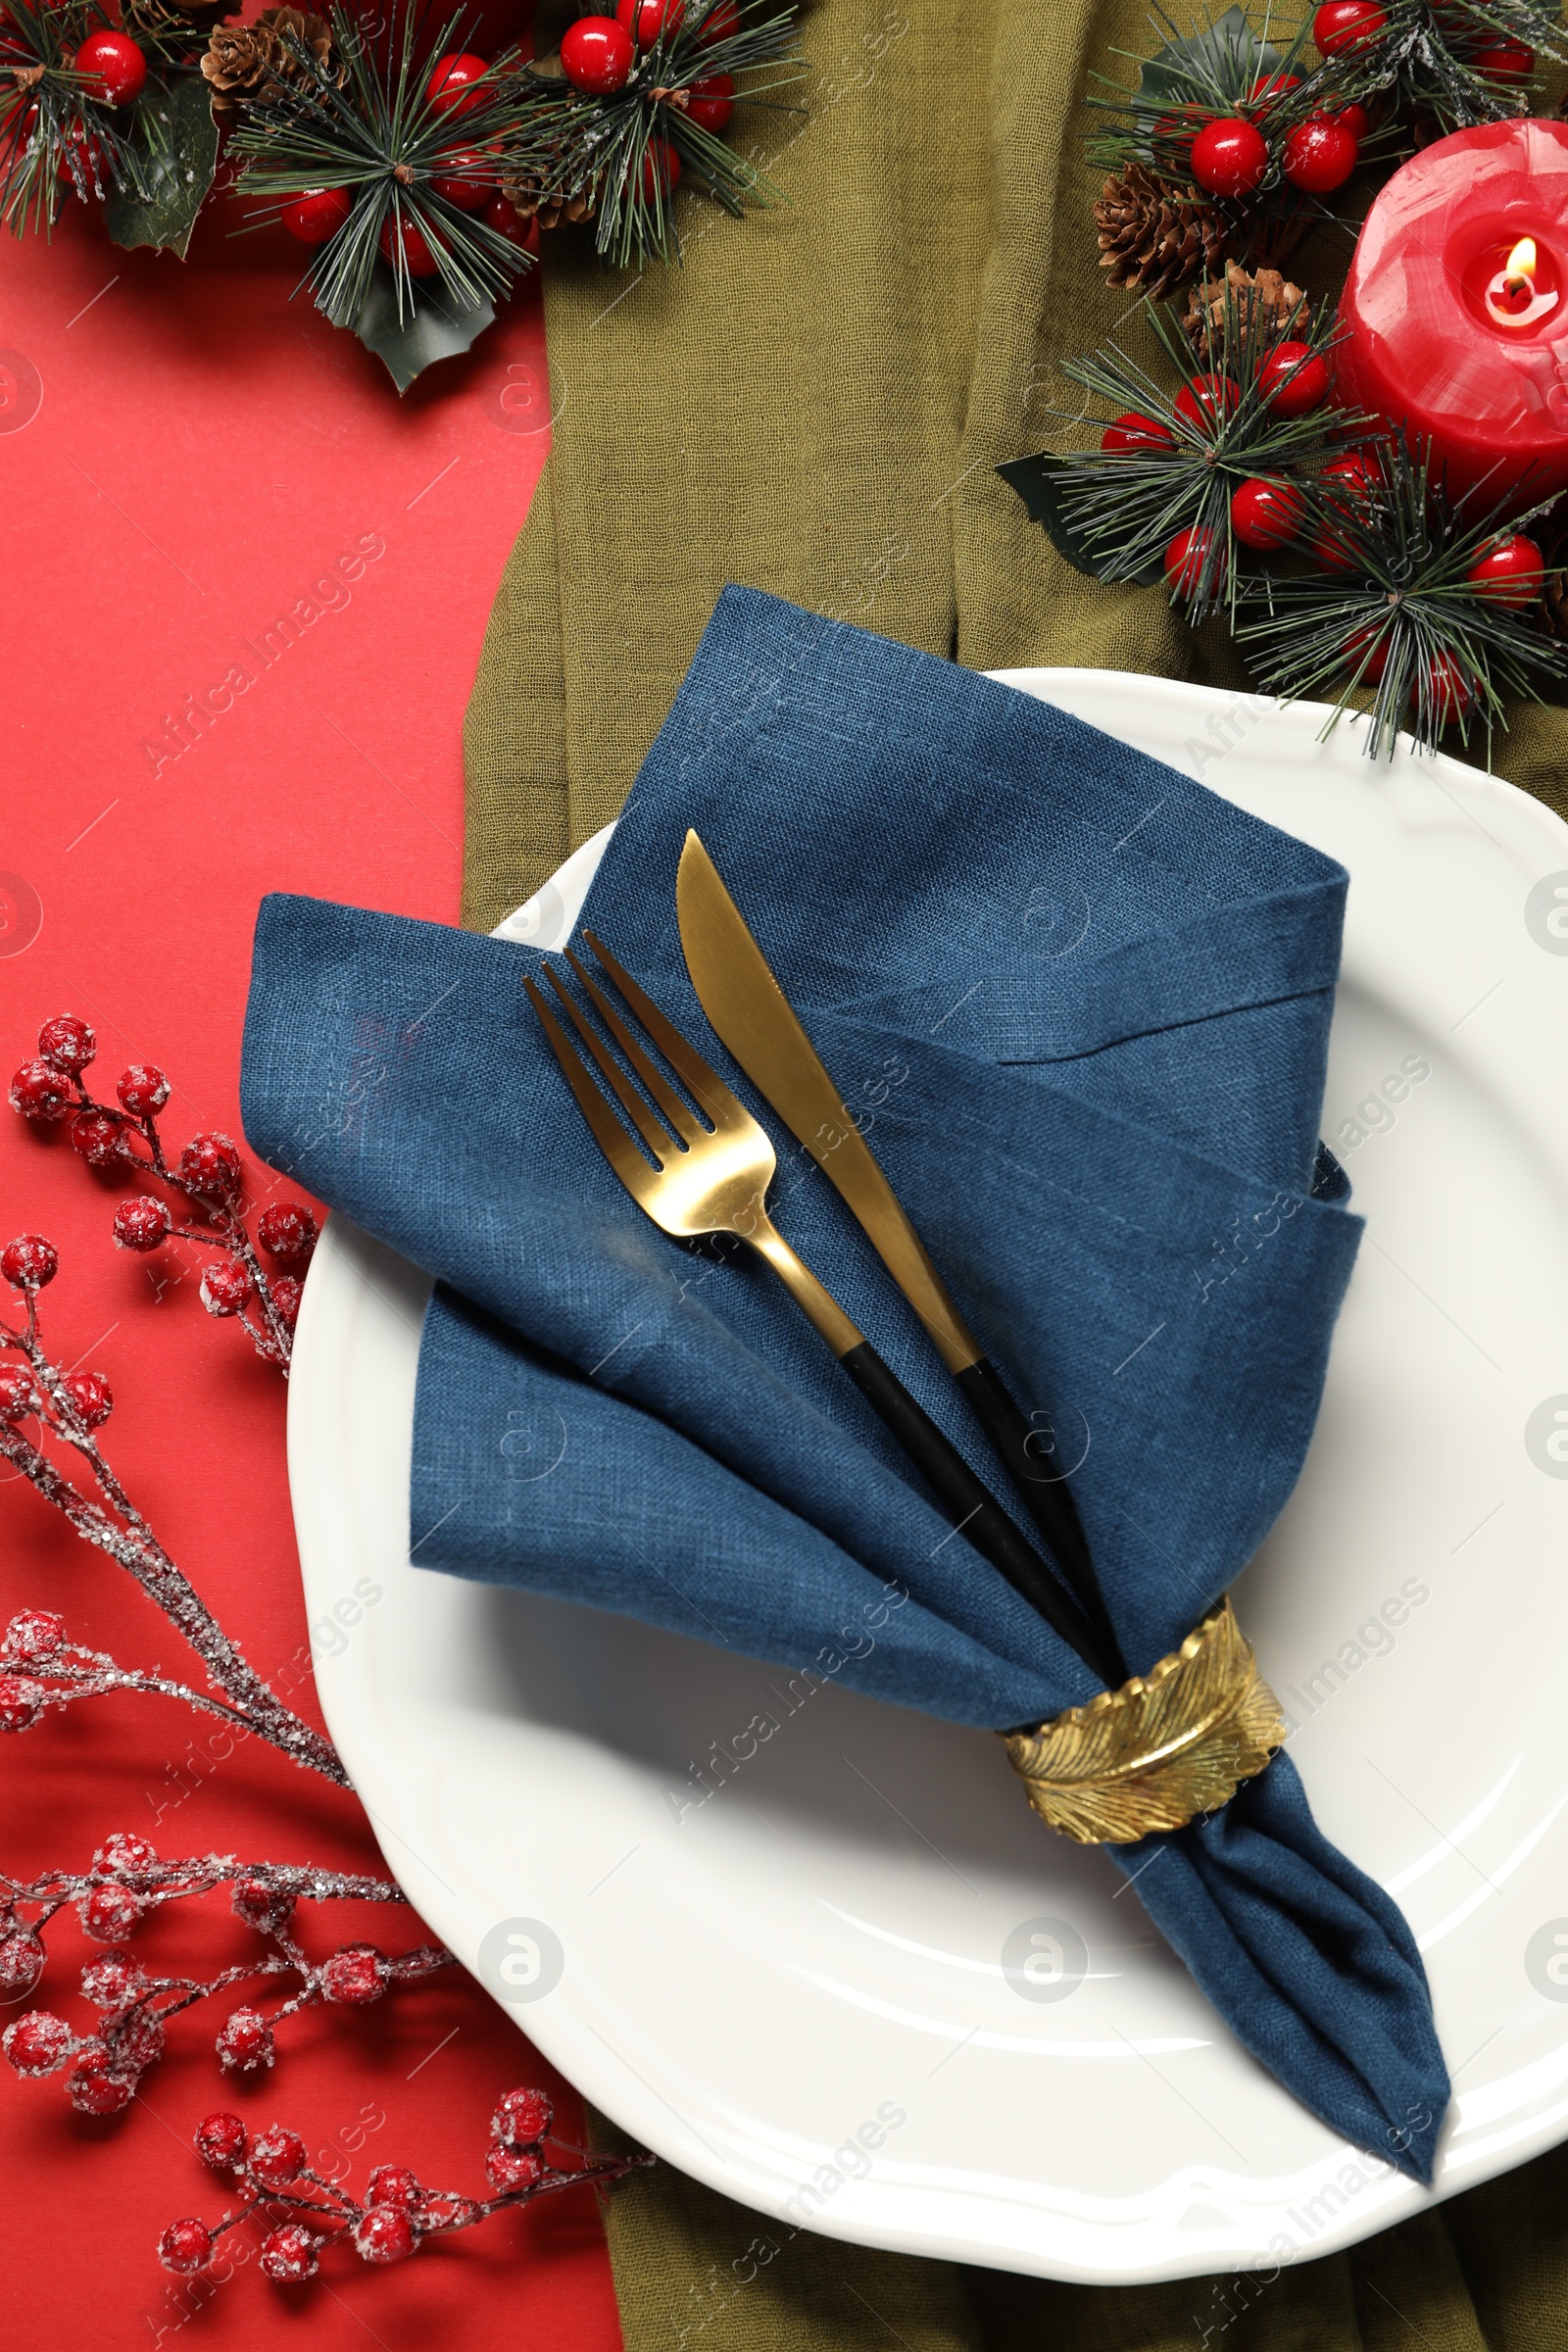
<box><xmin>954</xmin><ymin>1357</ymin><xmax>1127</xmax><ymax>1684</ymax></box>
<box><xmin>837</xmin><ymin>1343</ymin><xmax>1117</xmax><ymax>1684</ymax></box>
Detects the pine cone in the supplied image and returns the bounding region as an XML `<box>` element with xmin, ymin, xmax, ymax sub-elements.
<box><xmin>201</xmin><ymin>8</ymin><xmax>337</xmax><ymax>114</ymax></box>
<box><xmin>500</xmin><ymin>172</ymin><xmax>595</xmax><ymax>232</ymax></box>
<box><xmin>1094</xmin><ymin>164</ymin><xmax>1226</xmax><ymax>300</ymax></box>
<box><xmin>1183</xmin><ymin>260</ymin><xmax>1311</xmax><ymax>358</ymax></box>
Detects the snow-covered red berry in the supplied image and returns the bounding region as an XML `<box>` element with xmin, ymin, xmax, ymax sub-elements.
<box><xmin>82</xmin><ymin>1884</ymin><xmax>142</xmax><ymax>1941</ymax></box>
<box><xmin>353</xmin><ymin>2205</ymin><xmax>418</xmax><ymax>2264</ymax></box>
<box><xmin>110</xmin><ymin>2007</ymin><xmax>165</xmax><ymax>2071</ymax></box>
<box><xmin>2</xmin><ymin>1234</ymin><xmax>58</xmax><ymax>1291</ymax></box>
<box><xmin>0</xmin><ymin>1368</ymin><xmax>34</xmax><ymax>1425</ymax></box>
<box><xmin>0</xmin><ymin>1928</ymin><xmax>45</xmax><ymax>1996</ymax></box>
<box><xmin>194</xmin><ymin>2110</ymin><xmax>249</xmax><ymax>2170</ymax></box>
<box><xmin>0</xmin><ymin>1676</ymin><xmax>45</xmax><ymax>1733</ymax></box>
<box><xmin>70</xmin><ymin>1109</ymin><xmax>125</xmax><ymax>1167</ymax></box>
<box><xmin>320</xmin><ymin>1943</ymin><xmax>387</xmax><ymax>2006</ymax></box>
<box><xmin>63</xmin><ymin>1370</ymin><xmax>113</xmax><ymax>1429</ymax></box>
<box><xmin>10</xmin><ymin>1060</ymin><xmax>74</xmax><ymax>1121</ymax></box>
<box><xmin>81</xmin><ymin>1950</ymin><xmax>144</xmax><ymax>2008</ymax></box>
<box><xmin>260</xmin><ymin>2224</ymin><xmax>320</xmax><ymax>2282</ymax></box>
<box><xmin>113</xmin><ymin>1196</ymin><xmax>173</xmax><ymax>1252</ymax></box>
<box><xmin>178</xmin><ymin>1132</ymin><xmax>243</xmax><ymax>1203</ymax></box>
<box><xmin>231</xmin><ymin>1876</ymin><xmax>295</xmax><ymax>1935</ymax></box>
<box><xmin>69</xmin><ymin>2044</ymin><xmax>136</xmax><ymax>2115</ymax></box>
<box><xmin>158</xmin><ymin>2217</ymin><xmax>213</xmax><ymax>2276</ymax></box>
<box><xmin>36</xmin><ymin>1014</ymin><xmax>96</xmax><ymax>1075</ymax></box>
<box><xmin>94</xmin><ymin>1832</ymin><xmax>158</xmax><ymax>1873</ymax></box>
<box><xmin>257</xmin><ymin>1201</ymin><xmax>318</xmax><ymax>1262</ymax></box>
<box><xmin>200</xmin><ymin>1259</ymin><xmax>253</xmax><ymax>1318</ymax></box>
<box><xmin>485</xmin><ymin>2140</ymin><xmax>545</xmax><ymax>2192</ymax></box>
<box><xmin>216</xmin><ymin>2007</ymin><xmax>273</xmax><ymax>2072</ymax></box>
<box><xmin>270</xmin><ymin>1276</ymin><xmax>303</xmax><ymax>1331</ymax></box>
<box><xmin>493</xmin><ymin>2085</ymin><xmax>553</xmax><ymax>2146</ymax></box>
<box><xmin>366</xmin><ymin>2163</ymin><xmax>422</xmax><ymax>2211</ymax></box>
<box><xmin>4</xmin><ymin>1608</ymin><xmax>65</xmax><ymax>1658</ymax></box>
<box><xmin>116</xmin><ymin>1062</ymin><xmax>170</xmax><ymax>1116</ymax></box>
<box><xmin>248</xmin><ymin>2123</ymin><xmax>308</xmax><ymax>2188</ymax></box>
<box><xmin>3</xmin><ymin>2010</ymin><xmax>72</xmax><ymax>2075</ymax></box>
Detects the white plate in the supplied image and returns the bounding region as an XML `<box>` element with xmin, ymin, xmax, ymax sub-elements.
<box><xmin>287</xmin><ymin>673</ymin><xmax>1568</xmax><ymax>2285</ymax></box>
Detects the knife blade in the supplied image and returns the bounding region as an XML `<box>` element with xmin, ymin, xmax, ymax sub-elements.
<box><xmin>674</xmin><ymin>828</ymin><xmax>1123</xmax><ymax>1679</ymax></box>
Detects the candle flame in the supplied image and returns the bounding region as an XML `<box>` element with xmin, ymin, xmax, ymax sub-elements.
<box><xmin>1505</xmin><ymin>236</ymin><xmax>1538</xmax><ymax>280</ymax></box>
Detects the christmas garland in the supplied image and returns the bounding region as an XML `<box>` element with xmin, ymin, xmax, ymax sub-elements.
<box><xmin>1004</xmin><ymin>1</ymin><xmax>1568</xmax><ymax>758</ymax></box>
<box><xmin>0</xmin><ymin>0</ymin><xmax>803</xmax><ymax>388</ymax></box>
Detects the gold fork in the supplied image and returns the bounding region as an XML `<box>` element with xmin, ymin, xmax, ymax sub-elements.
<box><xmin>522</xmin><ymin>934</ymin><xmax>1111</xmax><ymax>1676</ymax></box>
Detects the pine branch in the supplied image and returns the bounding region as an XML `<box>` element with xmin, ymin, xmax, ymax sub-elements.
<box><xmin>0</xmin><ymin>0</ymin><xmax>153</xmax><ymax>233</ymax></box>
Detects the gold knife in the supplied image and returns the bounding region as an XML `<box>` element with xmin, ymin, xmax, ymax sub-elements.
<box><xmin>675</xmin><ymin>828</ymin><xmax>1122</xmax><ymax>1675</ymax></box>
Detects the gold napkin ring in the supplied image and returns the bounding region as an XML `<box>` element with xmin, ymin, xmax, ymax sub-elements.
<box><xmin>1001</xmin><ymin>1600</ymin><xmax>1285</xmax><ymax>1844</ymax></box>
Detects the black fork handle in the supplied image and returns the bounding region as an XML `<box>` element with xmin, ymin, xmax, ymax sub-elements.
<box><xmin>838</xmin><ymin>1343</ymin><xmax>1119</xmax><ymax>1686</ymax></box>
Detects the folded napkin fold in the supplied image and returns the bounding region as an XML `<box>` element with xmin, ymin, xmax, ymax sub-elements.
<box><xmin>241</xmin><ymin>585</ymin><xmax>1449</xmax><ymax>2179</ymax></box>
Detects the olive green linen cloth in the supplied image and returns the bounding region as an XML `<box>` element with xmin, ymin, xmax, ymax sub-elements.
<box><xmin>465</xmin><ymin>0</ymin><xmax>1568</xmax><ymax>2339</ymax></box>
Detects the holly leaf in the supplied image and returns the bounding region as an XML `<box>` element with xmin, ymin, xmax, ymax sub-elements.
<box><xmin>105</xmin><ymin>75</ymin><xmax>219</xmax><ymax>260</ymax></box>
<box><xmin>997</xmin><ymin>453</ymin><xmax>1165</xmax><ymax>585</ymax></box>
<box><xmin>1135</xmin><ymin>3</ymin><xmax>1283</xmax><ymax>108</ymax></box>
<box><xmin>353</xmin><ymin>272</ymin><xmax>497</xmax><ymax>394</ymax></box>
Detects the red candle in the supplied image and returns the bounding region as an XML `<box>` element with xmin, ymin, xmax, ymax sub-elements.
<box><xmin>1334</xmin><ymin>118</ymin><xmax>1568</xmax><ymax>512</ymax></box>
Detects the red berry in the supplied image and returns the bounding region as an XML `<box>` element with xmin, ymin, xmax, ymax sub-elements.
<box><xmin>1473</xmin><ymin>39</ymin><xmax>1533</xmax><ymax>79</ymax></box>
<box><xmin>281</xmin><ymin>185</ymin><xmax>352</xmax><ymax>243</ymax></box>
<box><xmin>1190</xmin><ymin>117</ymin><xmax>1270</xmax><ymax>198</ymax></box>
<box><xmin>1101</xmin><ymin>411</ymin><xmax>1173</xmax><ymax>455</ymax></box>
<box><xmin>270</xmin><ymin>1275</ymin><xmax>304</xmax><ymax>1331</ymax></box>
<box><xmin>256</xmin><ymin>1200</ymin><xmax>318</xmax><ymax>1261</ymax></box>
<box><xmin>320</xmin><ymin>1943</ymin><xmax>387</xmax><ymax>2005</ymax></box>
<box><xmin>699</xmin><ymin>0</ymin><xmax>738</xmax><ymax>37</ymax></box>
<box><xmin>617</xmin><ymin>0</ymin><xmax>684</xmax><ymax>45</ymax></box>
<box><xmin>64</xmin><ymin>1371</ymin><xmax>113</xmax><ymax>1430</ymax></box>
<box><xmin>37</xmin><ymin>1015</ymin><xmax>96</xmax><ymax>1075</ymax></box>
<box><xmin>0</xmin><ymin>1368</ymin><xmax>34</xmax><ymax>1425</ymax></box>
<box><xmin>200</xmin><ymin>1257</ymin><xmax>253</xmax><ymax>1318</ymax></box>
<box><xmin>1257</xmin><ymin>340</ymin><xmax>1330</xmax><ymax>416</ymax></box>
<box><xmin>74</xmin><ymin>28</ymin><xmax>147</xmax><ymax>104</ymax></box>
<box><xmin>249</xmin><ymin>2123</ymin><xmax>308</xmax><ymax>2188</ymax></box>
<box><xmin>485</xmin><ymin>2139</ymin><xmax>545</xmax><ymax>2192</ymax></box>
<box><xmin>2</xmin><ymin>1233</ymin><xmax>58</xmax><ymax>1291</ymax></box>
<box><xmin>260</xmin><ymin>2224</ymin><xmax>320</xmax><ymax>2282</ymax></box>
<box><xmin>0</xmin><ymin>1675</ymin><xmax>44</xmax><ymax>1733</ymax></box>
<box><xmin>70</xmin><ymin>2045</ymin><xmax>135</xmax><ymax>2114</ymax></box>
<box><xmin>429</xmin><ymin>150</ymin><xmax>492</xmax><ymax>209</ymax></box>
<box><xmin>111</xmin><ymin>2007</ymin><xmax>165</xmax><ymax>2071</ymax></box>
<box><xmin>685</xmin><ymin>71</ymin><xmax>735</xmax><ymax>131</ymax></box>
<box><xmin>231</xmin><ymin>1876</ymin><xmax>295</xmax><ymax>1935</ymax></box>
<box><xmin>483</xmin><ymin>190</ymin><xmax>537</xmax><ymax>250</ymax></box>
<box><xmin>425</xmin><ymin>49</ymin><xmax>489</xmax><ymax>115</ymax></box>
<box><xmin>113</xmin><ymin>1196</ymin><xmax>172</xmax><ymax>1252</ymax></box>
<box><xmin>159</xmin><ymin>2218</ymin><xmax>214</xmax><ymax>2277</ymax></box>
<box><xmin>0</xmin><ymin>1928</ymin><xmax>45</xmax><ymax>1996</ymax></box>
<box><xmin>1249</xmin><ymin>71</ymin><xmax>1301</xmax><ymax>111</ymax></box>
<box><xmin>82</xmin><ymin>1884</ymin><xmax>142</xmax><ymax>1942</ymax></box>
<box><xmin>9</xmin><ymin>1060</ymin><xmax>73</xmax><ymax>1121</ymax></box>
<box><xmin>95</xmin><ymin>1831</ymin><xmax>158</xmax><ymax>1873</ymax></box>
<box><xmin>493</xmin><ymin>2085</ymin><xmax>554</xmax><ymax>2146</ymax></box>
<box><xmin>116</xmin><ymin>1061</ymin><xmax>170</xmax><ymax>1115</ymax></box>
<box><xmin>1312</xmin><ymin>0</ymin><xmax>1387</xmax><ymax>57</ymax></box>
<box><xmin>216</xmin><ymin>2006</ymin><xmax>274</xmax><ymax>2072</ymax></box>
<box><xmin>353</xmin><ymin>2205</ymin><xmax>418</xmax><ymax>2264</ymax></box>
<box><xmin>560</xmin><ymin>14</ymin><xmax>635</xmax><ymax>92</ymax></box>
<box><xmin>1335</xmin><ymin>102</ymin><xmax>1371</xmax><ymax>139</ymax></box>
<box><xmin>1164</xmin><ymin>525</ymin><xmax>1225</xmax><ymax>597</ymax></box>
<box><xmin>379</xmin><ymin>214</ymin><xmax>443</xmax><ymax>276</ymax></box>
<box><xmin>1424</xmin><ymin>653</ymin><xmax>1474</xmax><ymax>723</ymax></box>
<box><xmin>1231</xmin><ymin>476</ymin><xmax>1304</xmax><ymax>548</ymax></box>
<box><xmin>367</xmin><ymin>2163</ymin><xmax>422</xmax><ymax>2211</ymax></box>
<box><xmin>70</xmin><ymin>1108</ymin><xmax>125</xmax><ymax>1167</ymax></box>
<box><xmin>1173</xmin><ymin>372</ymin><xmax>1239</xmax><ymax>433</ymax></box>
<box><xmin>1149</xmin><ymin>104</ymin><xmax>1205</xmax><ymax>172</ymax></box>
<box><xmin>628</xmin><ymin>137</ymin><xmax>680</xmax><ymax>201</ymax></box>
<box><xmin>1467</xmin><ymin>532</ymin><xmax>1544</xmax><ymax>606</ymax></box>
<box><xmin>195</xmin><ymin>2117</ymin><xmax>250</xmax><ymax>2164</ymax></box>
<box><xmin>177</xmin><ymin>1132</ymin><xmax>242</xmax><ymax>1203</ymax></box>
<box><xmin>4</xmin><ymin>2011</ymin><xmax>72</xmax><ymax>2075</ymax></box>
<box><xmin>1282</xmin><ymin>116</ymin><xmax>1357</xmax><ymax>193</ymax></box>
<box><xmin>4</xmin><ymin>1608</ymin><xmax>65</xmax><ymax>1657</ymax></box>
<box><xmin>81</xmin><ymin>1950</ymin><xmax>144</xmax><ymax>2008</ymax></box>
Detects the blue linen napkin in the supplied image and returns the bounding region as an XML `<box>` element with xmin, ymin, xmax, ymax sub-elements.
<box><xmin>241</xmin><ymin>585</ymin><xmax>1448</xmax><ymax>2180</ymax></box>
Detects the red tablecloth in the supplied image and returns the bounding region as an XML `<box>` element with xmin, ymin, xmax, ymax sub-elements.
<box><xmin>2</xmin><ymin>182</ymin><xmax>623</xmax><ymax>2352</ymax></box>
